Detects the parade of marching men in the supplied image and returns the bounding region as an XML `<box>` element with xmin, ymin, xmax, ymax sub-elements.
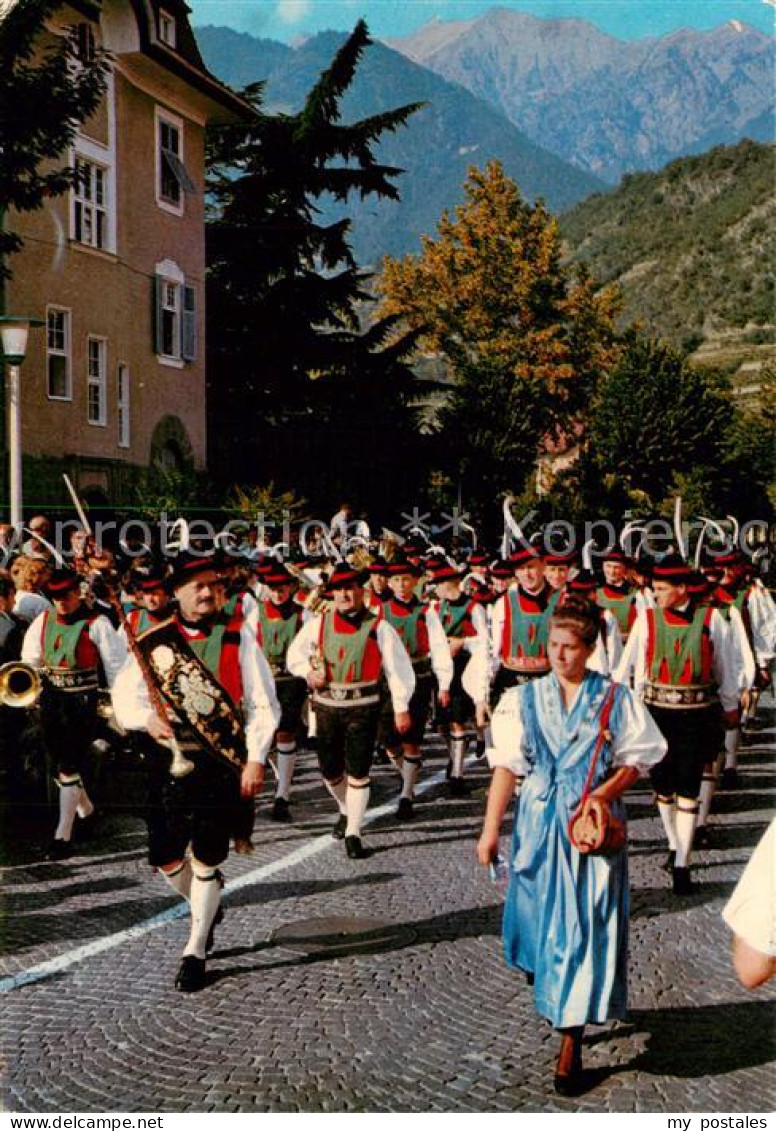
<box><xmin>1</xmin><ymin>495</ymin><xmax>773</xmax><ymax>1070</ymax></box>
<box><xmin>1</xmin><ymin>0</ymin><xmax>774</xmax><ymax>1116</ymax></box>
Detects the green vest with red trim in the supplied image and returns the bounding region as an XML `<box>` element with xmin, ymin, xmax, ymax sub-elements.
<box><xmin>647</xmin><ymin>604</ymin><xmax>714</xmax><ymax>686</ymax></box>
<box><xmin>438</xmin><ymin>596</ymin><xmax>478</xmax><ymax>640</ymax></box>
<box><xmin>381</xmin><ymin>597</ymin><xmax>428</xmax><ymax>660</ymax></box>
<box><xmin>257</xmin><ymin>599</ymin><xmax>304</xmax><ymax>672</ymax></box>
<box><xmin>320</xmin><ymin>609</ymin><xmax>381</xmax><ymax>684</ymax></box>
<box><xmin>596</xmin><ymin>584</ymin><xmax>634</xmax><ymax>640</ymax></box>
<box><xmin>502</xmin><ymin>586</ymin><xmax>559</xmax><ymax>664</ymax></box>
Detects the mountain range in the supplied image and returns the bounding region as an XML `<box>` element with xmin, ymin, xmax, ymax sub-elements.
<box><xmin>561</xmin><ymin>139</ymin><xmax>775</xmax><ymax>365</ymax></box>
<box><xmin>195</xmin><ymin>24</ymin><xmax>605</xmax><ymax>264</ymax></box>
<box><xmin>387</xmin><ymin>8</ymin><xmax>774</xmax><ymax>183</ymax></box>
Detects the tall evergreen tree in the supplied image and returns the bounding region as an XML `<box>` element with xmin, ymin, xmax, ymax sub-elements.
<box><xmin>0</xmin><ymin>0</ymin><xmax>109</xmax><ymax>294</ymax></box>
<box><xmin>206</xmin><ymin>21</ymin><xmax>425</xmax><ymax>505</ymax></box>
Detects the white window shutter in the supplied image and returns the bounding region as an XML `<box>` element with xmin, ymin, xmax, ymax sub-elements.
<box><xmin>153</xmin><ymin>275</ymin><xmax>165</xmax><ymax>354</ymax></box>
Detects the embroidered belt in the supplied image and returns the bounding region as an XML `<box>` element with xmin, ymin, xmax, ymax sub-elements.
<box><xmin>644</xmin><ymin>683</ymin><xmax>716</xmax><ymax>709</ymax></box>
<box><xmin>43</xmin><ymin>668</ymin><xmax>99</xmax><ymax>692</ymax></box>
<box><xmin>314</xmin><ymin>680</ymin><xmax>381</xmax><ymax>708</ymax></box>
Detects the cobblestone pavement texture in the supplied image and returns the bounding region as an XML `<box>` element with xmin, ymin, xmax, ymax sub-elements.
<box><xmin>1</xmin><ymin>700</ymin><xmax>774</xmax><ymax>1114</ymax></box>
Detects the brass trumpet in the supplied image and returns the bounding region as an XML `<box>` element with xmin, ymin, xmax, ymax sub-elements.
<box><xmin>0</xmin><ymin>662</ymin><xmax>42</xmax><ymax>708</ymax></box>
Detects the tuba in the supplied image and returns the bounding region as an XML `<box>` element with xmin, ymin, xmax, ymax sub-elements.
<box><xmin>0</xmin><ymin>662</ymin><xmax>42</xmax><ymax>708</ymax></box>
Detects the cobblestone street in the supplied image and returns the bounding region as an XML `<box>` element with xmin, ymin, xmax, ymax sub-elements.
<box><xmin>2</xmin><ymin>706</ymin><xmax>774</xmax><ymax>1114</ymax></box>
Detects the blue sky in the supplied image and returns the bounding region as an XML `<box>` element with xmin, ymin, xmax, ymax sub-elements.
<box><xmin>188</xmin><ymin>0</ymin><xmax>774</xmax><ymax>42</ymax></box>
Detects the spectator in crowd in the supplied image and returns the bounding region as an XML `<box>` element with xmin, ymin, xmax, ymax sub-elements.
<box><xmin>723</xmin><ymin>818</ymin><xmax>776</xmax><ymax>989</ymax></box>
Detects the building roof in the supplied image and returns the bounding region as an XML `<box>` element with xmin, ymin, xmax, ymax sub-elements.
<box><xmin>0</xmin><ymin>0</ymin><xmax>252</xmax><ymax>121</ymax></box>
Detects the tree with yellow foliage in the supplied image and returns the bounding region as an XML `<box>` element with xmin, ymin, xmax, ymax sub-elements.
<box><xmin>378</xmin><ymin>161</ymin><xmax>621</xmax><ymax>500</ymax></box>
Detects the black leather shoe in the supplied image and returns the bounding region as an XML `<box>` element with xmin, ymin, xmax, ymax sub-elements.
<box><xmin>175</xmin><ymin>955</ymin><xmax>207</xmax><ymax>992</ymax></box>
<box><xmin>672</xmin><ymin>866</ymin><xmax>696</xmax><ymax>896</ymax></box>
<box><xmin>554</xmin><ymin>1068</ymin><xmax>587</xmax><ymax>1097</ymax></box>
<box><xmin>448</xmin><ymin>777</ymin><xmax>472</xmax><ymax>797</ymax></box>
<box><xmin>720</xmin><ymin>768</ymin><xmax>739</xmax><ymax>791</ymax></box>
<box><xmin>661</xmin><ymin>850</ymin><xmax>676</xmax><ymax>873</ymax></box>
<box><xmin>205</xmin><ymin>906</ymin><xmax>224</xmax><ymax>955</ymax></box>
<box><xmin>46</xmin><ymin>839</ymin><xmax>72</xmax><ymax>861</ymax></box>
<box><xmin>694</xmin><ymin>825</ymin><xmax>712</xmax><ymax>849</ymax></box>
<box><xmin>396</xmin><ymin>797</ymin><xmax>414</xmax><ymax>821</ymax></box>
<box><xmin>74</xmin><ymin>812</ymin><xmax>98</xmax><ymax>842</ymax></box>
<box><xmin>271</xmin><ymin>797</ymin><xmax>292</xmax><ymax>823</ymax></box>
<box><xmin>332</xmin><ymin>814</ymin><xmax>347</xmax><ymax>840</ymax></box>
<box><xmin>345</xmin><ymin>835</ymin><xmax>370</xmax><ymax>859</ymax></box>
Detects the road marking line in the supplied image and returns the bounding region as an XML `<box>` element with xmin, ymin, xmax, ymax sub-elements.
<box><xmin>0</xmin><ymin>758</ymin><xmax>466</xmax><ymax>995</ymax></box>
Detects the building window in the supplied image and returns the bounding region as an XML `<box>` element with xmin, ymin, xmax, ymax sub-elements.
<box><xmin>73</xmin><ymin>22</ymin><xmax>96</xmax><ymax>63</ymax></box>
<box><xmin>87</xmin><ymin>336</ymin><xmax>107</xmax><ymax>426</ymax></box>
<box><xmin>117</xmin><ymin>364</ymin><xmax>130</xmax><ymax>448</ymax></box>
<box><xmin>159</xmin><ymin>9</ymin><xmax>176</xmax><ymax>47</ymax></box>
<box><xmin>156</xmin><ymin>110</ymin><xmax>196</xmax><ymax>212</ymax></box>
<box><xmin>46</xmin><ymin>307</ymin><xmax>72</xmax><ymax>400</ymax></box>
<box><xmin>154</xmin><ymin>271</ymin><xmax>197</xmax><ymax>363</ymax></box>
<box><xmin>73</xmin><ymin>157</ymin><xmax>108</xmax><ymax>249</ymax></box>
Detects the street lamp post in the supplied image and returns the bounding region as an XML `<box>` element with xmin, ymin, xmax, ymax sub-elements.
<box><xmin>0</xmin><ymin>315</ymin><xmax>43</xmax><ymax>530</ymax></box>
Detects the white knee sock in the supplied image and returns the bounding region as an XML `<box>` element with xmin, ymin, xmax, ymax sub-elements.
<box><xmin>275</xmin><ymin>741</ymin><xmax>297</xmax><ymax>800</ymax></box>
<box><xmin>162</xmin><ymin>860</ymin><xmax>192</xmax><ymax>902</ymax></box>
<box><xmin>401</xmin><ymin>755</ymin><xmax>421</xmax><ymax>800</ymax></box>
<box><xmin>76</xmin><ymin>787</ymin><xmax>94</xmax><ymax>820</ymax></box>
<box><xmin>656</xmin><ymin>796</ymin><xmax>677</xmax><ymax>850</ymax></box>
<box><xmin>184</xmin><ymin>862</ymin><xmax>222</xmax><ymax>960</ymax></box>
<box><xmin>345</xmin><ymin>781</ymin><xmax>370</xmax><ymax>838</ymax></box>
<box><xmin>675</xmin><ymin>799</ymin><xmax>699</xmax><ymax>868</ymax></box>
<box><xmin>325</xmin><ymin>775</ymin><xmax>348</xmax><ymax>814</ymax></box>
<box><xmin>55</xmin><ymin>776</ymin><xmax>82</xmax><ymax>841</ymax></box>
<box><xmin>450</xmin><ymin>735</ymin><xmax>467</xmax><ymax>779</ymax></box>
<box><xmin>724</xmin><ymin>728</ymin><xmax>740</xmax><ymax>771</ymax></box>
<box><xmin>697</xmin><ymin>767</ymin><xmax>718</xmax><ymax>829</ymax></box>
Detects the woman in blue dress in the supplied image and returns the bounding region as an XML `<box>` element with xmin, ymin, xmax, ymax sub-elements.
<box><xmin>477</xmin><ymin>597</ymin><xmax>666</xmax><ymax>1094</ymax></box>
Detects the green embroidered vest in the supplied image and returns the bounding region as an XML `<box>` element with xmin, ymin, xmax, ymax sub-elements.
<box><xmin>649</xmin><ymin>606</ymin><xmax>710</xmax><ymax>685</ymax></box>
<box><xmin>382</xmin><ymin>599</ymin><xmax>426</xmax><ymax>659</ymax></box>
<box><xmin>186</xmin><ymin>619</ymin><xmax>229</xmax><ymax>678</ymax></box>
<box><xmin>505</xmin><ymin>587</ymin><xmax>559</xmax><ymax>659</ymax></box>
<box><xmin>439</xmin><ymin>597</ymin><xmax>473</xmax><ymax>639</ymax></box>
<box><xmin>43</xmin><ymin>612</ymin><xmax>91</xmax><ymax>669</ymax></box>
<box><xmin>322</xmin><ymin>610</ymin><xmax>378</xmax><ymax>683</ymax></box>
<box><xmin>257</xmin><ymin>602</ymin><xmax>301</xmax><ymax>669</ymax></box>
<box><xmin>596</xmin><ymin>586</ymin><xmax>633</xmax><ymax>638</ymax></box>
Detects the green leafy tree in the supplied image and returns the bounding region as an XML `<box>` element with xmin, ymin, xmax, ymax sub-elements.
<box><xmin>0</xmin><ymin>0</ymin><xmax>109</xmax><ymax>292</ymax></box>
<box><xmin>586</xmin><ymin>332</ymin><xmax>733</xmax><ymax>512</ymax></box>
<box><xmin>206</xmin><ymin>21</ymin><xmax>425</xmax><ymax>506</ymax></box>
<box><xmin>379</xmin><ymin>161</ymin><xmax>622</xmax><ymax>501</ymax></box>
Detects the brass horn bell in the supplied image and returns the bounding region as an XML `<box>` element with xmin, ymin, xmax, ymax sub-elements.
<box><xmin>0</xmin><ymin>662</ymin><xmax>42</xmax><ymax>708</ymax></box>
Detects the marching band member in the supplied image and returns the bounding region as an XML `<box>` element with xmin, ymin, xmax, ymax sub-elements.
<box><xmin>255</xmin><ymin>562</ymin><xmax>311</xmax><ymax>822</ymax></box>
<box><xmin>287</xmin><ymin>563</ymin><xmax>415</xmax><ymax>858</ymax></box>
<box><xmin>713</xmin><ymin>548</ymin><xmax>775</xmax><ymax>786</ymax></box>
<box><xmin>379</xmin><ymin>554</ymin><xmax>453</xmax><ymax>819</ymax></box>
<box><xmin>490</xmin><ymin>546</ymin><xmax>560</xmax><ymax>707</ymax></box>
<box><xmin>22</xmin><ymin>567</ymin><xmax>126</xmax><ymax>860</ymax></box>
<box><xmin>596</xmin><ymin>548</ymin><xmax>638</xmax><ymax>643</ymax></box>
<box><xmin>431</xmin><ymin>561</ymin><xmax>490</xmax><ymax>792</ymax></box>
<box><xmin>112</xmin><ymin>551</ymin><xmax>280</xmax><ymax>992</ymax></box>
<box><xmin>615</xmin><ymin>554</ymin><xmax>742</xmax><ymax>895</ymax></box>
